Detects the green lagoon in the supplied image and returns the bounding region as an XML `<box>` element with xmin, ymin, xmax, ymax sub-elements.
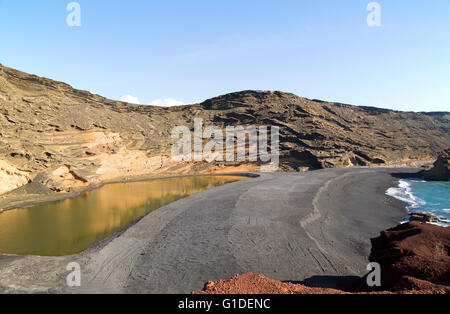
<box><xmin>0</xmin><ymin>176</ymin><xmax>246</xmax><ymax>256</ymax></box>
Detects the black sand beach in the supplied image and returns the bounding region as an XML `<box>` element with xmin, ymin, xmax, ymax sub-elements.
<box><xmin>0</xmin><ymin>168</ymin><xmax>414</xmax><ymax>294</ymax></box>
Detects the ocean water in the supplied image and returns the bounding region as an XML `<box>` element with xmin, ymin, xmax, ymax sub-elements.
<box><xmin>386</xmin><ymin>179</ymin><xmax>450</xmax><ymax>227</ymax></box>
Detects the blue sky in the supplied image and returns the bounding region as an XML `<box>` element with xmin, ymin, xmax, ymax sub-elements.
<box><xmin>0</xmin><ymin>0</ymin><xmax>449</xmax><ymax>111</ymax></box>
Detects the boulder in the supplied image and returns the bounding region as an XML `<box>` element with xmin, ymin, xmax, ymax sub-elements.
<box><xmin>421</xmin><ymin>149</ymin><xmax>450</xmax><ymax>181</ymax></box>
<box><xmin>409</xmin><ymin>212</ymin><xmax>441</xmax><ymax>224</ymax></box>
<box><xmin>369</xmin><ymin>222</ymin><xmax>450</xmax><ymax>290</ymax></box>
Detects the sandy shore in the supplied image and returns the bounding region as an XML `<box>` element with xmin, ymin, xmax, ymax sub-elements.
<box><xmin>0</xmin><ymin>168</ymin><xmax>417</xmax><ymax>294</ymax></box>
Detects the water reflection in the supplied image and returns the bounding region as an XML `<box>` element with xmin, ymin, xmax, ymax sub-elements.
<box><xmin>0</xmin><ymin>176</ymin><xmax>246</xmax><ymax>256</ymax></box>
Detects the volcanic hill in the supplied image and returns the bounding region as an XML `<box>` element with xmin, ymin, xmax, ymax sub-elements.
<box><xmin>0</xmin><ymin>63</ymin><xmax>449</xmax><ymax>198</ymax></box>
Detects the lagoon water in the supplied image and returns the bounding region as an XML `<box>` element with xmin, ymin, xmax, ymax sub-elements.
<box><xmin>0</xmin><ymin>176</ymin><xmax>246</xmax><ymax>256</ymax></box>
<box><xmin>386</xmin><ymin>179</ymin><xmax>450</xmax><ymax>226</ymax></box>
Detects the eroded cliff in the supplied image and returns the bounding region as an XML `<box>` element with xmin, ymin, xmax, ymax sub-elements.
<box><xmin>1</xmin><ymin>63</ymin><xmax>449</xmax><ymax>197</ymax></box>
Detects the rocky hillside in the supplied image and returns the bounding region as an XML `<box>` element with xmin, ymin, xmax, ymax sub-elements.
<box><xmin>0</xmin><ymin>63</ymin><xmax>449</xmax><ymax>196</ymax></box>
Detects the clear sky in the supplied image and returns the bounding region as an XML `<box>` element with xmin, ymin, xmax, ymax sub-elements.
<box><xmin>0</xmin><ymin>0</ymin><xmax>449</xmax><ymax>111</ymax></box>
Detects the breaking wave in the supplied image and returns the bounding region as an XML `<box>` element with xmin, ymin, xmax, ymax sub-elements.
<box><xmin>386</xmin><ymin>179</ymin><xmax>426</xmax><ymax>210</ymax></box>
<box><xmin>386</xmin><ymin>179</ymin><xmax>450</xmax><ymax>227</ymax></box>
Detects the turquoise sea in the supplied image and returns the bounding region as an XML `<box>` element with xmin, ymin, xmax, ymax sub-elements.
<box><xmin>386</xmin><ymin>179</ymin><xmax>450</xmax><ymax>226</ymax></box>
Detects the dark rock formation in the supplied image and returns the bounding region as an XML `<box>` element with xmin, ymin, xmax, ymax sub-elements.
<box><xmin>369</xmin><ymin>222</ymin><xmax>450</xmax><ymax>291</ymax></box>
<box><xmin>409</xmin><ymin>212</ymin><xmax>442</xmax><ymax>224</ymax></box>
<box><xmin>421</xmin><ymin>149</ymin><xmax>450</xmax><ymax>181</ymax></box>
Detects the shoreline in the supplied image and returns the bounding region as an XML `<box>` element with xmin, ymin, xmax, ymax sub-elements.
<box><xmin>0</xmin><ymin>172</ymin><xmax>259</xmax><ymax>213</ymax></box>
<box><xmin>304</xmin><ymin>169</ymin><xmax>411</xmax><ymax>282</ymax></box>
<box><xmin>0</xmin><ymin>168</ymin><xmax>418</xmax><ymax>293</ymax></box>
<box><xmin>386</xmin><ymin>178</ymin><xmax>450</xmax><ymax>226</ymax></box>
<box><xmin>0</xmin><ymin>161</ymin><xmax>429</xmax><ymax>213</ymax></box>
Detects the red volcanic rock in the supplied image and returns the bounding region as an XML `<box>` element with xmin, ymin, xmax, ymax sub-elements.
<box><xmin>194</xmin><ymin>273</ymin><xmax>347</xmax><ymax>294</ymax></box>
<box><xmin>369</xmin><ymin>222</ymin><xmax>450</xmax><ymax>291</ymax></box>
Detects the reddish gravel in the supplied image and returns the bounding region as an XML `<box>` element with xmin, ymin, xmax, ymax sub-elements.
<box><xmin>194</xmin><ymin>273</ymin><xmax>348</xmax><ymax>294</ymax></box>
<box><xmin>194</xmin><ymin>272</ymin><xmax>449</xmax><ymax>294</ymax></box>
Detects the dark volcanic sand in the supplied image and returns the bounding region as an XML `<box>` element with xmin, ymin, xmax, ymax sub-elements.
<box><xmin>0</xmin><ymin>169</ymin><xmax>413</xmax><ymax>293</ymax></box>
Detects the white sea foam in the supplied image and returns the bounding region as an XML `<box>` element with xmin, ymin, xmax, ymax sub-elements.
<box><xmin>433</xmin><ymin>220</ymin><xmax>450</xmax><ymax>227</ymax></box>
<box><xmin>385</xmin><ymin>179</ymin><xmax>426</xmax><ymax>210</ymax></box>
<box><xmin>386</xmin><ymin>179</ymin><xmax>450</xmax><ymax>227</ymax></box>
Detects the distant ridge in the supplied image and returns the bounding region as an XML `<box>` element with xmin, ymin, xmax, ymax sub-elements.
<box><xmin>0</xmin><ymin>64</ymin><xmax>449</xmax><ymax>195</ymax></box>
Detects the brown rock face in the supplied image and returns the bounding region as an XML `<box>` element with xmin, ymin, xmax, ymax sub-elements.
<box><xmin>369</xmin><ymin>222</ymin><xmax>450</xmax><ymax>291</ymax></box>
<box><xmin>1</xmin><ymin>64</ymin><xmax>450</xmax><ymax>196</ymax></box>
<box><xmin>421</xmin><ymin>149</ymin><xmax>450</xmax><ymax>181</ymax></box>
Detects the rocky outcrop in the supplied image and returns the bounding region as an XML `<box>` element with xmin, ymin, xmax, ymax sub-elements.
<box><xmin>36</xmin><ymin>165</ymin><xmax>89</xmax><ymax>193</ymax></box>
<box><xmin>421</xmin><ymin>149</ymin><xmax>450</xmax><ymax>181</ymax></box>
<box><xmin>0</xmin><ymin>160</ymin><xmax>30</xmax><ymax>195</ymax></box>
<box><xmin>369</xmin><ymin>222</ymin><xmax>450</xmax><ymax>291</ymax></box>
<box><xmin>409</xmin><ymin>212</ymin><xmax>442</xmax><ymax>224</ymax></box>
<box><xmin>1</xmin><ymin>64</ymin><xmax>450</xmax><ymax>196</ymax></box>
